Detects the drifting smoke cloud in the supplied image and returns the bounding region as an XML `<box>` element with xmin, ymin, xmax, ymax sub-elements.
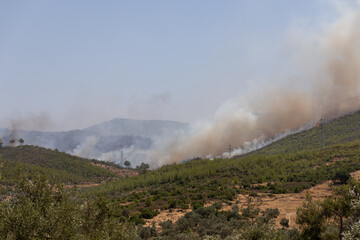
<box><xmin>2</xmin><ymin>2</ymin><xmax>360</xmax><ymax>170</ymax></box>
<box><xmin>72</xmin><ymin>135</ymin><xmax>152</xmax><ymax>167</ymax></box>
<box><xmin>72</xmin><ymin>136</ymin><xmax>99</xmax><ymax>159</ymax></box>
<box><xmin>149</xmin><ymin>3</ymin><xmax>360</xmax><ymax>166</ymax></box>
<box><xmin>1</xmin><ymin>112</ymin><xmax>55</xmax><ymax>145</ymax></box>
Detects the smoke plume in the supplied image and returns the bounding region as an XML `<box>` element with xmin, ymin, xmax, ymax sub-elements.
<box><xmin>150</xmin><ymin>3</ymin><xmax>360</xmax><ymax>166</ymax></box>
<box><xmin>2</xmin><ymin>112</ymin><xmax>55</xmax><ymax>146</ymax></box>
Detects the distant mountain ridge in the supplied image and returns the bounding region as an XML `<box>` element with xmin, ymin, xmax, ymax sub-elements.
<box><xmin>0</xmin><ymin>118</ymin><xmax>189</xmax><ymax>165</ymax></box>
<box><xmin>84</xmin><ymin>118</ymin><xmax>189</xmax><ymax>137</ymax></box>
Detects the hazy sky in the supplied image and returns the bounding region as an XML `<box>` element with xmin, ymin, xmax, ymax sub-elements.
<box><xmin>0</xmin><ymin>1</ymin><xmax>347</xmax><ymax>130</ymax></box>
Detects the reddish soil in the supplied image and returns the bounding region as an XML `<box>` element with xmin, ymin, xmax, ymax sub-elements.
<box><xmin>145</xmin><ymin>208</ymin><xmax>192</xmax><ymax>228</ymax></box>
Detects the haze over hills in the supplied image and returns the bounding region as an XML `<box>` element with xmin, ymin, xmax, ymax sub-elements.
<box><xmin>84</xmin><ymin>118</ymin><xmax>189</xmax><ymax>137</ymax></box>
<box><xmin>3</xmin><ymin>111</ymin><xmax>360</xmax><ymax>168</ymax></box>
<box><xmin>2</xmin><ymin>105</ymin><xmax>360</xmax><ymax>239</ymax></box>
<box><xmin>82</xmin><ymin>110</ymin><xmax>360</xmax><ymax>232</ymax></box>
<box><xmin>0</xmin><ymin>118</ymin><xmax>189</xmax><ymax>166</ymax></box>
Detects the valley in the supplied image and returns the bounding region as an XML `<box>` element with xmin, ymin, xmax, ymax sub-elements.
<box><xmin>2</xmin><ymin>111</ymin><xmax>360</xmax><ymax>239</ymax></box>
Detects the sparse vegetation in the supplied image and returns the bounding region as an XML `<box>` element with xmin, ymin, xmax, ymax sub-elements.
<box><xmin>5</xmin><ymin>170</ymin><xmax>360</xmax><ymax>239</ymax></box>
<box><xmin>83</xmin><ymin>139</ymin><xmax>360</xmax><ymax>224</ymax></box>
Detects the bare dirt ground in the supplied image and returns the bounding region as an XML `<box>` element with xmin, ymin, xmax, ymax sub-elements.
<box><xmin>222</xmin><ymin>181</ymin><xmax>333</xmax><ymax>228</ymax></box>
<box><xmin>145</xmin><ymin>208</ymin><xmax>193</xmax><ymax>228</ymax></box>
<box><xmin>146</xmin><ymin>169</ymin><xmax>360</xmax><ymax>229</ymax></box>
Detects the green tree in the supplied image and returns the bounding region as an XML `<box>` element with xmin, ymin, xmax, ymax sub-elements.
<box><xmin>242</xmin><ymin>197</ymin><xmax>261</xmax><ymax>223</ymax></box>
<box><xmin>0</xmin><ymin>138</ymin><xmax>3</xmax><ymax>148</ymax></box>
<box><xmin>137</xmin><ymin>162</ymin><xmax>150</xmax><ymax>174</ymax></box>
<box><xmin>9</xmin><ymin>139</ymin><xmax>15</xmax><ymax>147</ymax></box>
<box><xmin>19</xmin><ymin>138</ymin><xmax>24</xmax><ymax>146</ymax></box>
<box><xmin>0</xmin><ymin>174</ymin><xmax>79</xmax><ymax>239</ymax></box>
<box><xmin>325</xmin><ymin>181</ymin><xmax>360</xmax><ymax>240</ymax></box>
<box><xmin>342</xmin><ymin>182</ymin><xmax>360</xmax><ymax>240</ymax></box>
<box><xmin>296</xmin><ymin>193</ymin><xmax>326</xmax><ymax>240</ymax></box>
<box><xmin>0</xmin><ymin>174</ymin><xmax>139</xmax><ymax>240</ymax></box>
<box><xmin>332</xmin><ymin>170</ymin><xmax>351</xmax><ymax>185</ymax></box>
<box><xmin>124</xmin><ymin>160</ymin><xmax>131</xmax><ymax>168</ymax></box>
<box><xmin>322</xmin><ymin>196</ymin><xmax>350</xmax><ymax>240</ymax></box>
<box><xmin>280</xmin><ymin>218</ymin><xmax>289</xmax><ymax>229</ymax></box>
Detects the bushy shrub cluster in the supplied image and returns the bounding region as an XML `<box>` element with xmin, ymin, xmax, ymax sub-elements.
<box><xmin>136</xmin><ymin>199</ymin><xmax>293</xmax><ymax>240</ymax></box>
<box><xmin>0</xmin><ymin>175</ymin><xmax>138</xmax><ymax>240</ymax></box>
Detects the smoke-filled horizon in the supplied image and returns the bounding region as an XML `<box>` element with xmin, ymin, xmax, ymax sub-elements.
<box><xmin>2</xmin><ymin>1</ymin><xmax>360</xmax><ymax>167</ymax></box>
<box><xmin>1</xmin><ymin>1</ymin><xmax>350</xmax><ymax>131</ymax></box>
<box><xmin>149</xmin><ymin>3</ymin><xmax>360</xmax><ymax>166</ymax></box>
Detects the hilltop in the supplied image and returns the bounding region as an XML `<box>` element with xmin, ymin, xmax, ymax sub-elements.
<box><xmin>0</xmin><ymin>145</ymin><xmax>137</xmax><ymax>190</ymax></box>
<box><xmin>0</xmin><ymin>118</ymin><xmax>188</xmax><ymax>165</ymax></box>
<box><xmin>84</xmin><ymin>118</ymin><xmax>189</xmax><ymax>138</ymax></box>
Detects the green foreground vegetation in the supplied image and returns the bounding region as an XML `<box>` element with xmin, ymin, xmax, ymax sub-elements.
<box><xmin>1</xmin><ymin>172</ymin><xmax>360</xmax><ymax>239</ymax></box>
<box><xmin>2</xmin><ymin>111</ymin><xmax>360</xmax><ymax>239</ymax></box>
<box><xmin>0</xmin><ymin>145</ymin><xmax>124</xmax><ymax>197</ymax></box>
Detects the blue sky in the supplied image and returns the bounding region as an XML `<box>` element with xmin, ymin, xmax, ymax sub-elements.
<box><xmin>0</xmin><ymin>1</ymin><xmax>344</xmax><ymax>130</ymax></box>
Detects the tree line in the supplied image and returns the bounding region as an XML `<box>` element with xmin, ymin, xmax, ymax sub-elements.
<box><xmin>0</xmin><ymin>137</ymin><xmax>24</xmax><ymax>148</ymax></box>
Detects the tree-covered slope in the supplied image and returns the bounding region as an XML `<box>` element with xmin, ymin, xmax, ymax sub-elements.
<box><xmin>253</xmin><ymin>110</ymin><xmax>360</xmax><ymax>155</ymax></box>
<box><xmin>84</xmin><ymin>139</ymin><xmax>360</xmax><ymax>224</ymax></box>
<box><xmin>0</xmin><ymin>145</ymin><xmax>120</xmax><ymax>186</ymax></box>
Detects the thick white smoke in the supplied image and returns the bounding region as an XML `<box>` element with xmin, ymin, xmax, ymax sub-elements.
<box><xmin>4</xmin><ymin>2</ymin><xmax>360</xmax><ymax>169</ymax></box>
<box><xmin>147</xmin><ymin>2</ymin><xmax>360</xmax><ymax>166</ymax></box>
<box><xmin>72</xmin><ymin>135</ymin><xmax>150</xmax><ymax>167</ymax></box>
<box><xmin>72</xmin><ymin>136</ymin><xmax>99</xmax><ymax>159</ymax></box>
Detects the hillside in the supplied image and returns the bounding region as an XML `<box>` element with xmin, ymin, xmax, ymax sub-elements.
<box><xmin>2</xmin><ymin>112</ymin><xmax>360</xmax><ymax>236</ymax></box>
<box><xmin>252</xmin><ymin>110</ymin><xmax>360</xmax><ymax>155</ymax></box>
<box><xmin>2</xmin><ymin>115</ymin><xmax>360</xmax><ymax>239</ymax></box>
<box><xmin>0</xmin><ymin>118</ymin><xmax>188</xmax><ymax>166</ymax></box>
<box><xmin>0</xmin><ymin>145</ymin><xmax>125</xmax><ymax>188</ymax></box>
<box><xmin>84</xmin><ymin>139</ymin><xmax>360</xmax><ymax>225</ymax></box>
